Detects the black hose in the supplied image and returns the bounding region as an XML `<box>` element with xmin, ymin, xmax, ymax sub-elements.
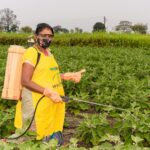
<box><xmin>1</xmin><ymin>95</ymin><xmax>70</xmax><ymax>140</ymax></box>
<box><xmin>1</xmin><ymin>95</ymin><xmax>45</xmax><ymax>140</ymax></box>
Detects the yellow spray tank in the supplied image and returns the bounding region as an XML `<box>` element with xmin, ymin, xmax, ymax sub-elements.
<box><xmin>1</xmin><ymin>45</ymin><xmax>26</xmax><ymax>100</ymax></box>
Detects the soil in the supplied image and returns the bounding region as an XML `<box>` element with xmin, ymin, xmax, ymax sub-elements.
<box><xmin>63</xmin><ymin>111</ymin><xmax>91</xmax><ymax>148</ymax></box>
<box><xmin>63</xmin><ymin>112</ymin><xmax>82</xmax><ymax>145</ymax></box>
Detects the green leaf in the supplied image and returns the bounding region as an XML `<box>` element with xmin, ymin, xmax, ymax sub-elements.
<box><xmin>131</xmin><ymin>135</ymin><xmax>143</xmax><ymax>145</ymax></box>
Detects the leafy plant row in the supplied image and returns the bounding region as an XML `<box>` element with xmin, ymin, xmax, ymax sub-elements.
<box><xmin>0</xmin><ymin>32</ymin><xmax>150</xmax><ymax>48</ymax></box>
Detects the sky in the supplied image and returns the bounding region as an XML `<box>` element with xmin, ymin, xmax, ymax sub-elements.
<box><xmin>0</xmin><ymin>0</ymin><xmax>149</xmax><ymax>32</ymax></box>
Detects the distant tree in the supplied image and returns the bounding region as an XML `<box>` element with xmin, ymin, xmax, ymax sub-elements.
<box><xmin>11</xmin><ymin>24</ymin><xmax>19</xmax><ymax>32</ymax></box>
<box><xmin>0</xmin><ymin>25</ymin><xmax>3</xmax><ymax>32</ymax></box>
<box><xmin>21</xmin><ymin>26</ymin><xmax>32</xmax><ymax>33</ymax></box>
<box><xmin>79</xmin><ymin>29</ymin><xmax>83</xmax><ymax>33</ymax></box>
<box><xmin>53</xmin><ymin>25</ymin><xmax>69</xmax><ymax>33</ymax></box>
<box><xmin>61</xmin><ymin>28</ymin><xmax>69</xmax><ymax>33</ymax></box>
<box><xmin>0</xmin><ymin>8</ymin><xmax>19</xmax><ymax>32</ymax></box>
<box><xmin>75</xmin><ymin>27</ymin><xmax>83</xmax><ymax>33</ymax></box>
<box><xmin>70</xmin><ymin>29</ymin><xmax>74</xmax><ymax>33</ymax></box>
<box><xmin>75</xmin><ymin>27</ymin><xmax>78</xmax><ymax>32</ymax></box>
<box><xmin>53</xmin><ymin>25</ymin><xmax>62</xmax><ymax>33</ymax></box>
<box><xmin>131</xmin><ymin>23</ymin><xmax>148</xmax><ymax>34</ymax></box>
<box><xmin>93</xmin><ymin>22</ymin><xmax>106</xmax><ymax>32</ymax></box>
<box><xmin>115</xmin><ymin>21</ymin><xmax>133</xmax><ymax>33</ymax></box>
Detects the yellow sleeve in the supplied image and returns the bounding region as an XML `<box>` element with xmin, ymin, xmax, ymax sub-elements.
<box><xmin>22</xmin><ymin>47</ymin><xmax>37</xmax><ymax>67</ymax></box>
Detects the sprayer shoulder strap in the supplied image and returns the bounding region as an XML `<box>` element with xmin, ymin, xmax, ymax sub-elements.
<box><xmin>32</xmin><ymin>46</ymin><xmax>41</xmax><ymax>69</ymax></box>
<box><xmin>35</xmin><ymin>51</ymin><xmax>41</xmax><ymax>69</ymax></box>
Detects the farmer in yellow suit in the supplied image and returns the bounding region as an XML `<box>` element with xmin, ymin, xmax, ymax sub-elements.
<box><xmin>14</xmin><ymin>23</ymin><xmax>85</xmax><ymax>145</ymax></box>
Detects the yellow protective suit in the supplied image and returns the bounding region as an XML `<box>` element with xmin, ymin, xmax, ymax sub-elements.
<box><xmin>14</xmin><ymin>47</ymin><xmax>65</xmax><ymax>140</ymax></box>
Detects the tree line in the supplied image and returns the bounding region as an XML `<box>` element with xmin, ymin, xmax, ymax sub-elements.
<box><xmin>0</xmin><ymin>8</ymin><xmax>148</xmax><ymax>34</ymax></box>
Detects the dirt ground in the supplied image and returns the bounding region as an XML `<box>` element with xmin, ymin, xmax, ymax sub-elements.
<box><xmin>63</xmin><ymin>112</ymin><xmax>82</xmax><ymax>145</ymax></box>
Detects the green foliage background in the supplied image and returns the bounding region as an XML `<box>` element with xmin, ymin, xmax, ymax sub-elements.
<box><xmin>1</xmin><ymin>32</ymin><xmax>150</xmax><ymax>149</ymax></box>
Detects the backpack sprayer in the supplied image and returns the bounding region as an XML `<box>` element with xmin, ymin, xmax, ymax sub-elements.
<box><xmin>1</xmin><ymin>45</ymin><xmax>40</xmax><ymax>100</ymax></box>
<box><xmin>0</xmin><ymin>45</ymin><xmax>127</xmax><ymax>141</ymax></box>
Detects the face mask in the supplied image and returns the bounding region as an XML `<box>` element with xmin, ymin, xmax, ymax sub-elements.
<box><xmin>37</xmin><ymin>38</ymin><xmax>51</xmax><ymax>49</ymax></box>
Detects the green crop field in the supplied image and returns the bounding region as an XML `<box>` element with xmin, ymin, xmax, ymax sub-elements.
<box><xmin>1</xmin><ymin>33</ymin><xmax>150</xmax><ymax>149</ymax></box>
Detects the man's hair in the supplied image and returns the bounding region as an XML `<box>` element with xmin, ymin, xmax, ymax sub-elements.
<box><xmin>35</xmin><ymin>23</ymin><xmax>54</xmax><ymax>35</ymax></box>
